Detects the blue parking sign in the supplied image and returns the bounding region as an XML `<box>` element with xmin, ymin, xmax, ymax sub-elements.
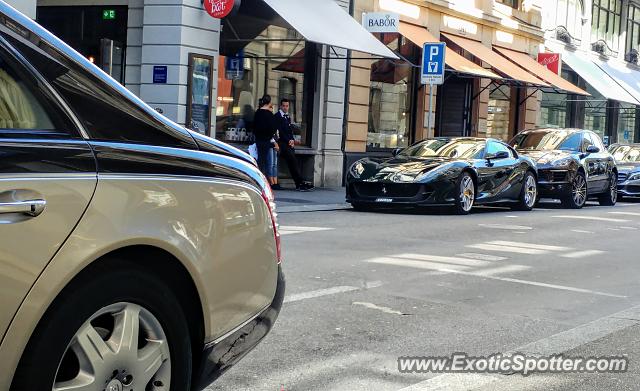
<box><xmin>421</xmin><ymin>43</ymin><xmax>446</xmax><ymax>85</ymax></box>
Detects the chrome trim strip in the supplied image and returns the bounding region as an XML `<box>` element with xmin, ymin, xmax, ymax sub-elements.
<box><xmin>203</xmin><ymin>304</ymin><xmax>271</xmax><ymax>349</ymax></box>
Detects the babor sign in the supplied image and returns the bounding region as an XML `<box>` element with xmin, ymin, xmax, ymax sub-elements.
<box><xmin>362</xmin><ymin>12</ymin><xmax>400</xmax><ymax>33</ymax></box>
<box><xmin>204</xmin><ymin>0</ymin><xmax>241</xmax><ymax>19</ymax></box>
<box><xmin>421</xmin><ymin>42</ymin><xmax>446</xmax><ymax>85</ymax></box>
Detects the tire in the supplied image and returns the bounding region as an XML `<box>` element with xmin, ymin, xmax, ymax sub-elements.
<box><xmin>561</xmin><ymin>170</ymin><xmax>587</xmax><ymax>209</ymax></box>
<box><xmin>11</xmin><ymin>261</ymin><xmax>192</xmax><ymax>391</ymax></box>
<box><xmin>453</xmin><ymin>172</ymin><xmax>475</xmax><ymax>215</ymax></box>
<box><xmin>598</xmin><ymin>171</ymin><xmax>618</xmax><ymax>206</ymax></box>
<box><xmin>512</xmin><ymin>171</ymin><xmax>538</xmax><ymax>211</ymax></box>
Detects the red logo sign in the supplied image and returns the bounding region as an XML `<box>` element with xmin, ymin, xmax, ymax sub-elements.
<box><xmin>538</xmin><ymin>53</ymin><xmax>561</xmax><ymax>75</ymax></box>
<box><xmin>204</xmin><ymin>0</ymin><xmax>239</xmax><ymax>19</ymax></box>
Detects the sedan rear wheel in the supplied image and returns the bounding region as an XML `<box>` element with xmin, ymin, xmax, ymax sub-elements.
<box><xmin>562</xmin><ymin>171</ymin><xmax>587</xmax><ymax>209</ymax></box>
<box><xmin>11</xmin><ymin>263</ymin><xmax>192</xmax><ymax>391</ymax></box>
<box><xmin>453</xmin><ymin>173</ymin><xmax>475</xmax><ymax>215</ymax></box>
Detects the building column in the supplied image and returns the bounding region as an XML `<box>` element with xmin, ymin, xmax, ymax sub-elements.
<box><xmin>140</xmin><ymin>0</ymin><xmax>220</xmax><ymax>128</ymax></box>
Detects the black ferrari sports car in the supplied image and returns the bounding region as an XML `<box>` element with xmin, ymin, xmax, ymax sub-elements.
<box><xmin>510</xmin><ymin>128</ymin><xmax>618</xmax><ymax>208</ymax></box>
<box><xmin>346</xmin><ymin>138</ymin><xmax>538</xmax><ymax>214</ymax></box>
<box><xmin>609</xmin><ymin>143</ymin><xmax>640</xmax><ymax>199</ymax></box>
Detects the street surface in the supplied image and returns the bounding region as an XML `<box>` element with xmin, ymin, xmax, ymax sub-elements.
<box><xmin>209</xmin><ymin>200</ymin><xmax>640</xmax><ymax>391</ymax></box>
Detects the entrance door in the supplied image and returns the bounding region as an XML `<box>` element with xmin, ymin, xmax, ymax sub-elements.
<box><xmin>435</xmin><ymin>76</ymin><xmax>472</xmax><ymax>137</ymax></box>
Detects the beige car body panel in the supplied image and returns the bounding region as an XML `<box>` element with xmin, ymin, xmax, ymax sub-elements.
<box><xmin>0</xmin><ymin>174</ymin><xmax>278</xmax><ymax>389</ymax></box>
<box><xmin>0</xmin><ymin>173</ymin><xmax>97</xmax><ymax>341</ymax></box>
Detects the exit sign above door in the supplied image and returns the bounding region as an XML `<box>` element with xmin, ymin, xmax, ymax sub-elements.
<box><xmin>102</xmin><ymin>9</ymin><xmax>116</xmax><ymax>20</ymax></box>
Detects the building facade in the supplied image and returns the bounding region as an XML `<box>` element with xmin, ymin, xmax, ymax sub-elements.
<box><xmin>539</xmin><ymin>0</ymin><xmax>640</xmax><ymax>144</ymax></box>
<box><xmin>344</xmin><ymin>0</ymin><xmax>551</xmax><ymax>171</ymax></box>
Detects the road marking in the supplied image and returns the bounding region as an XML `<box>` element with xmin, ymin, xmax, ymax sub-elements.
<box><xmin>552</xmin><ymin>215</ymin><xmax>630</xmax><ymax>223</ymax></box>
<box><xmin>353</xmin><ymin>302</ymin><xmax>405</xmax><ymax>315</ymax></box>
<box><xmin>488</xmin><ymin>240</ymin><xmax>571</xmax><ymax>252</ymax></box>
<box><xmin>280</xmin><ymin>226</ymin><xmax>333</xmax><ymax>235</ymax></box>
<box><xmin>399</xmin><ymin>305</ymin><xmax>640</xmax><ymax>390</ymax></box>
<box><xmin>571</xmin><ymin>229</ymin><xmax>594</xmax><ymax>234</ymax></box>
<box><xmin>619</xmin><ymin>226</ymin><xmax>638</xmax><ymax>230</ymax></box>
<box><xmin>466</xmin><ymin>243</ymin><xmax>546</xmax><ymax>255</ymax></box>
<box><xmin>456</xmin><ymin>253</ymin><xmax>508</xmax><ymax>262</ymax></box>
<box><xmin>474</xmin><ymin>265</ymin><xmax>531</xmax><ymax>276</ymax></box>
<box><xmin>394</xmin><ymin>253</ymin><xmax>493</xmax><ymax>267</ymax></box>
<box><xmin>560</xmin><ymin>250</ymin><xmax>605</xmax><ymax>259</ymax></box>
<box><xmin>609</xmin><ymin>211</ymin><xmax>640</xmax><ymax>216</ymax></box>
<box><xmin>284</xmin><ymin>286</ymin><xmax>359</xmax><ymax>303</ymax></box>
<box><xmin>364</xmin><ymin>257</ymin><xmax>625</xmax><ymax>298</ymax></box>
<box><xmin>478</xmin><ymin>223</ymin><xmax>533</xmax><ymax>230</ymax></box>
<box><xmin>398</xmin><ymin>373</ymin><xmax>500</xmax><ymax>391</ymax></box>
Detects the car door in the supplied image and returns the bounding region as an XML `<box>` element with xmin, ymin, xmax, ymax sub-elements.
<box><xmin>476</xmin><ymin>140</ymin><xmax>520</xmax><ymax>201</ymax></box>
<box><xmin>0</xmin><ymin>41</ymin><xmax>97</xmax><ymax>341</ymax></box>
<box><xmin>582</xmin><ymin>132</ymin><xmax>606</xmax><ymax>193</ymax></box>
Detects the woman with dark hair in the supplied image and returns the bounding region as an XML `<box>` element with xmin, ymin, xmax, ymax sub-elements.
<box><xmin>253</xmin><ymin>95</ymin><xmax>280</xmax><ymax>188</ymax></box>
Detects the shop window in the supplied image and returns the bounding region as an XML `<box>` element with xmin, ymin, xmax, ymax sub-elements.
<box><xmin>486</xmin><ymin>85</ymin><xmax>511</xmax><ymax>141</ymax></box>
<box><xmin>217</xmin><ymin>18</ymin><xmax>313</xmax><ymax>146</ymax></box>
<box><xmin>497</xmin><ymin>0</ymin><xmax>519</xmax><ymax>9</ymax></box>
<box><xmin>626</xmin><ymin>3</ymin><xmax>640</xmax><ymax>58</ymax></box>
<box><xmin>617</xmin><ymin>103</ymin><xmax>637</xmax><ymax>144</ymax></box>
<box><xmin>366</xmin><ymin>34</ymin><xmax>417</xmax><ymax>150</ymax></box>
<box><xmin>583</xmin><ymin>85</ymin><xmax>607</xmax><ymax>139</ymax></box>
<box><xmin>591</xmin><ymin>0</ymin><xmax>622</xmax><ymax>52</ymax></box>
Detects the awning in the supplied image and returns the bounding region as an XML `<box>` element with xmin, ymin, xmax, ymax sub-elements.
<box><xmin>398</xmin><ymin>22</ymin><xmax>502</xmax><ymax>80</ymax></box>
<box><xmin>494</xmin><ymin>47</ymin><xmax>589</xmax><ymax>96</ymax></box>
<box><xmin>442</xmin><ymin>33</ymin><xmax>548</xmax><ymax>87</ymax></box>
<box><xmin>594</xmin><ymin>59</ymin><xmax>640</xmax><ymax>105</ymax></box>
<box><xmin>273</xmin><ymin>49</ymin><xmax>305</xmax><ymax>73</ymax></box>
<box><xmin>261</xmin><ymin>0</ymin><xmax>398</xmax><ymax>59</ymax></box>
<box><xmin>561</xmin><ymin>50</ymin><xmax>639</xmax><ymax>105</ymax></box>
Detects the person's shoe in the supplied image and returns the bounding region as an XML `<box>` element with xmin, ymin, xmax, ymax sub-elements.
<box><xmin>296</xmin><ymin>184</ymin><xmax>310</xmax><ymax>192</ymax></box>
<box><xmin>271</xmin><ymin>184</ymin><xmax>283</xmax><ymax>190</ymax></box>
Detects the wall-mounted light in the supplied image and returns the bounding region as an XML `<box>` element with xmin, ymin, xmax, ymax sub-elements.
<box><xmin>379</xmin><ymin>0</ymin><xmax>420</xmax><ymax>19</ymax></box>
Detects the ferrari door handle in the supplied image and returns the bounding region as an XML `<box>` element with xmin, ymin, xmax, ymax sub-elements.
<box><xmin>0</xmin><ymin>200</ymin><xmax>46</xmax><ymax>217</ymax></box>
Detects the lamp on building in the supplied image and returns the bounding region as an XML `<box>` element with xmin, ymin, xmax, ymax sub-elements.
<box><xmin>626</xmin><ymin>49</ymin><xmax>640</xmax><ymax>65</ymax></box>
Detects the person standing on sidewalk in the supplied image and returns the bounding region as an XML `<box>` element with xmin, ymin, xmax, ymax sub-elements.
<box><xmin>275</xmin><ymin>98</ymin><xmax>313</xmax><ymax>191</ymax></box>
<box><xmin>253</xmin><ymin>95</ymin><xmax>281</xmax><ymax>189</ymax></box>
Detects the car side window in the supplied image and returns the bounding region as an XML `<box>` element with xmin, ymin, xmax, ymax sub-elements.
<box><xmin>485</xmin><ymin>141</ymin><xmax>512</xmax><ymax>158</ymax></box>
<box><xmin>0</xmin><ymin>44</ymin><xmax>75</xmax><ymax>137</ymax></box>
<box><xmin>589</xmin><ymin>133</ymin><xmax>606</xmax><ymax>152</ymax></box>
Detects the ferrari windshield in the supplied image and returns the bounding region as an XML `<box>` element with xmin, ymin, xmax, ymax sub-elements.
<box><xmin>611</xmin><ymin>145</ymin><xmax>640</xmax><ymax>162</ymax></box>
<box><xmin>510</xmin><ymin>130</ymin><xmax>581</xmax><ymax>152</ymax></box>
<box><xmin>400</xmin><ymin>139</ymin><xmax>485</xmax><ymax>159</ymax></box>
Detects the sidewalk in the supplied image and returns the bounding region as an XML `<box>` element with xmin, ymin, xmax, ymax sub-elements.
<box><xmin>274</xmin><ymin>187</ymin><xmax>351</xmax><ymax>213</ymax></box>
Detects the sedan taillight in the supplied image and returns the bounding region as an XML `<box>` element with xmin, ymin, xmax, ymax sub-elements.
<box><xmin>262</xmin><ymin>186</ymin><xmax>281</xmax><ymax>264</ymax></box>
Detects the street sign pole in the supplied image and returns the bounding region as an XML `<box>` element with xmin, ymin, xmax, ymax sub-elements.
<box><xmin>421</xmin><ymin>43</ymin><xmax>446</xmax><ymax>134</ymax></box>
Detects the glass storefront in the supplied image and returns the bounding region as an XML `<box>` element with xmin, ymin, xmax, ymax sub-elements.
<box><xmin>583</xmin><ymin>84</ymin><xmax>607</xmax><ymax>139</ymax></box>
<box><xmin>617</xmin><ymin>103</ymin><xmax>637</xmax><ymax>144</ymax></box>
<box><xmin>486</xmin><ymin>85</ymin><xmax>511</xmax><ymax>141</ymax></box>
<box><xmin>217</xmin><ymin>23</ymin><xmax>311</xmax><ymax>145</ymax></box>
<box><xmin>366</xmin><ymin>34</ymin><xmax>417</xmax><ymax>149</ymax></box>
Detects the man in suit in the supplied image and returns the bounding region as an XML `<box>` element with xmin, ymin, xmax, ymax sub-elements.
<box><xmin>275</xmin><ymin>98</ymin><xmax>313</xmax><ymax>191</ymax></box>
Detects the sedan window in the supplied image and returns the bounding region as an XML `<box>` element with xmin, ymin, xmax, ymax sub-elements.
<box><xmin>401</xmin><ymin>139</ymin><xmax>485</xmax><ymax>159</ymax></box>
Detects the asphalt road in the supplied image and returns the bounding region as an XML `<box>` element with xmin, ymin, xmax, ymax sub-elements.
<box><xmin>208</xmin><ymin>199</ymin><xmax>640</xmax><ymax>391</ymax></box>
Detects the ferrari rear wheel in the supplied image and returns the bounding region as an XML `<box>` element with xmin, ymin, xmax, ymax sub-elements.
<box><xmin>512</xmin><ymin>172</ymin><xmax>537</xmax><ymax>211</ymax></box>
<box><xmin>453</xmin><ymin>173</ymin><xmax>475</xmax><ymax>215</ymax></box>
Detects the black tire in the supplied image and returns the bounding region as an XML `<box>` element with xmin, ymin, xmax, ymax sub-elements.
<box><xmin>453</xmin><ymin>172</ymin><xmax>475</xmax><ymax>215</ymax></box>
<box><xmin>598</xmin><ymin>171</ymin><xmax>618</xmax><ymax>206</ymax></box>
<box><xmin>351</xmin><ymin>202</ymin><xmax>373</xmax><ymax>212</ymax></box>
<box><xmin>11</xmin><ymin>260</ymin><xmax>192</xmax><ymax>391</ymax></box>
<box><xmin>512</xmin><ymin>171</ymin><xmax>538</xmax><ymax>211</ymax></box>
<box><xmin>561</xmin><ymin>170</ymin><xmax>588</xmax><ymax>209</ymax></box>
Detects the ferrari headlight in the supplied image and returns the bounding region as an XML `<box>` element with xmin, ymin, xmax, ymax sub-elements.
<box><xmin>350</xmin><ymin>161</ymin><xmax>365</xmax><ymax>178</ymax></box>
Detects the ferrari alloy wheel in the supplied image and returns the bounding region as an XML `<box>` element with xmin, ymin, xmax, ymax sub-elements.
<box><xmin>513</xmin><ymin>172</ymin><xmax>537</xmax><ymax>211</ymax></box>
<box><xmin>454</xmin><ymin>173</ymin><xmax>475</xmax><ymax>215</ymax></box>
<box><xmin>562</xmin><ymin>171</ymin><xmax>587</xmax><ymax>209</ymax></box>
<box><xmin>598</xmin><ymin>171</ymin><xmax>618</xmax><ymax>206</ymax></box>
